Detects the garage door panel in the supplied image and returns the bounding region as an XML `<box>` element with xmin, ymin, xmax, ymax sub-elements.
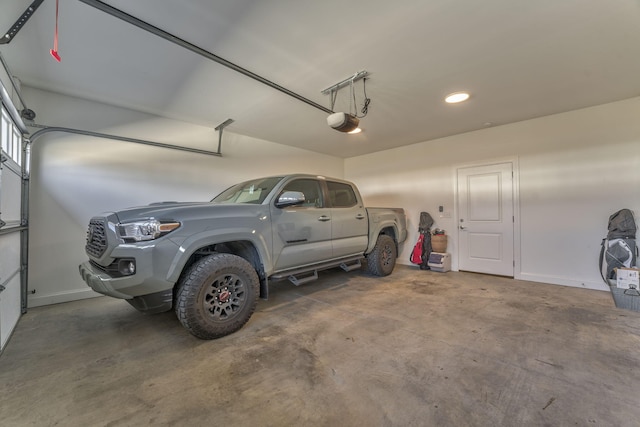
<box><xmin>0</xmin><ymin>164</ymin><xmax>21</xmax><ymax>224</ymax></box>
<box><xmin>0</xmin><ymin>232</ymin><xmax>20</xmax><ymax>276</ymax></box>
<box><xmin>1</xmin><ymin>273</ymin><xmax>21</xmax><ymax>349</ymax></box>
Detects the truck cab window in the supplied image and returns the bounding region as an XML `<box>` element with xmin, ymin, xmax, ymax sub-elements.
<box><xmin>282</xmin><ymin>179</ymin><xmax>323</xmax><ymax>207</ymax></box>
<box><xmin>328</xmin><ymin>181</ymin><xmax>358</xmax><ymax>208</ymax></box>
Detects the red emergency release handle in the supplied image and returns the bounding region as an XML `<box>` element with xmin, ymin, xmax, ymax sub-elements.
<box><xmin>50</xmin><ymin>0</ymin><xmax>61</xmax><ymax>62</ymax></box>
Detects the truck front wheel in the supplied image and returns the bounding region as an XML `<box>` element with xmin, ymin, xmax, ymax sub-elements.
<box><xmin>366</xmin><ymin>234</ymin><xmax>397</xmax><ymax>276</ymax></box>
<box><xmin>175</xmin><ymin>253</ymin><xmax>259</xmax><ymax>339</ymax></box>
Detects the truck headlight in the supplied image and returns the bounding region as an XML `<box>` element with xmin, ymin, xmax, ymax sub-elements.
<box><xmin>117</xmin><ymin>219</ymin><xmax>180</xmax><ymax>242</ymax></box>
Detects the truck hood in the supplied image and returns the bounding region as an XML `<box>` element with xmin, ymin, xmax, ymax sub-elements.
<box><xmin>108</xmin><ymin>201</ymin><xmax>262</xmax><ymax>223</ymax></box>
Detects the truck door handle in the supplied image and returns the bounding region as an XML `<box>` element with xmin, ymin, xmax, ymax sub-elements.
<box><xmin>318</xmin><ymin>215</ymin><xmax>331</xmax><ymax>222</ymax></box>
<box><xmin>355</xmin><ymin>214</ymin><xmax>365</xmax><ymax>220</ymax></box>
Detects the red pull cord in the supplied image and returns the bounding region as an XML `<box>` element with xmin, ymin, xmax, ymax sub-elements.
<box><xmin>50</xmin><ymin>0</ymin><xmax>61</xmax><ymax>62</ymax></box>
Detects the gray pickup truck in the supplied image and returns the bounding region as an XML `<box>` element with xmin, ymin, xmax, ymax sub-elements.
<box><xmin>79</xmin><ymin>174</ymin><xmax>407</xmax><ymax>339</ymax></box>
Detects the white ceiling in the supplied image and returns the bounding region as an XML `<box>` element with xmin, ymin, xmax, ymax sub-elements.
<box><xmin>1</xmin><ymin>0</ymin><xmax>640</xmax><ymax>158</ymax></box>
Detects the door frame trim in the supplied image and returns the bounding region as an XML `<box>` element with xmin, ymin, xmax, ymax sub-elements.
<box><xmin>453</xmin><ymin>156</ymin><xmax>521</xmax><ymax>279</ymax></box>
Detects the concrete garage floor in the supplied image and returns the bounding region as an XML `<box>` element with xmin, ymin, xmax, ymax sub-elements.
<box><xmin>1</xmin><ymin>266</ymin><xmax>640</xmax><ymax>426</ymax></box>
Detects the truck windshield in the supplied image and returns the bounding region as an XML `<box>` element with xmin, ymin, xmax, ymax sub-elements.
<box><xmin>211</xmin><ymin>177</ymin><xmax>284</xmax><ymax>204</ymax></box>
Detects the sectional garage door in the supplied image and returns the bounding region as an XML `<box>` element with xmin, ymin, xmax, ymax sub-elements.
<box><xmin>0</xmin><ymin>103</ymin><xmax>27</xmax><ymax>353</ymax></box>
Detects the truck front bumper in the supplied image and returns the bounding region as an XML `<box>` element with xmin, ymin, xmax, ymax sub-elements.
<box><xmin>79</xmin><ymin>261</ymin><xmax>133</xmax><ymax>299</ymax></box>
<box><xmin>79</xmin><ymin>261</ymin><xmax>174</xmax><ymax>313</ymax></box>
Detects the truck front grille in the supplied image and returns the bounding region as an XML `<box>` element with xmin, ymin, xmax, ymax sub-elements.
<box><xmin>86</xmin><ymin>219</ymin><xmax>108</xmax><ymax>258</ymax></box>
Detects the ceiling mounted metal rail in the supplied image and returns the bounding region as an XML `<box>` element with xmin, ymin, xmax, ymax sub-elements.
<box><xmin>78</xmin><ymin>0</ymin><xmax>334</xmax><ymax>115</ymax></box>
<box><xmin>28</xmin><ymin>125</ymin><xmax>222</xmax><ymax>157</ymax></box>
<box><xmin>215</xmin><ymin>119</ymin><xmax>234</xmax><ymax>154</ymax></box>
<box><xmin>321</xmin><ymin>71</ymin><xmax>369</xmax><ymax>95</ymax></box>
<box><xmin>0</xmin><ymin>0</ymin><xmax>45</xmax><ymax>45</ymax></box>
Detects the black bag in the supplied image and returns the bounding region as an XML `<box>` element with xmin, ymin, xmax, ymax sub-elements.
<box><xmin>418</xmin><ymin>212</ymin><xmax>434</xmax><ymax>270</ymax></box>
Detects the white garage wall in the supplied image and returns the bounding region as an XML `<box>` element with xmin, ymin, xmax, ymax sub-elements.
<box><xmin>345</xmin><ymin>97</ymin><xmax>640</xmax><ymax>291</ymax></box>
<box><xmin>22</xmin><ymin>86</ymin><xmax>640</xmax><ymax>305</ymax></box>
<box><xmin>23</xmin><ymin>87</ymin><xmax>344</xmax><ymax>307</ymax></box>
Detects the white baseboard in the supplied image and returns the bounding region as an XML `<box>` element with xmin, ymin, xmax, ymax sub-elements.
<box><xmin>400</xmin><ymin>260</ymin><xmax>609</xmax><ymax>291</ymax></box>
<box><xmin>517</xmin><ymin>272</ymin><xmax>608</xmax><ymax>292</ymax></box>
<box><xmin>28</xmin><ymin>288</ymin><xmax>103</xmax><ymax>308</ymax></box>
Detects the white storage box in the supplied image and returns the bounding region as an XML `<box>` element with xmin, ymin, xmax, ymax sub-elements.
<box><xmin>616</xmin><ymin>268</ymin><xmax>639</xmax><ymax>290</ymax></box>
<box><xmin>610</xmin><ymin>268</ymin><xmax>640</xmax><ymax>312</ymax></box>
<box><xmin>427</xmin><ymin>252</ymin><xmax>451</xmax><ymax>272</ymax></box>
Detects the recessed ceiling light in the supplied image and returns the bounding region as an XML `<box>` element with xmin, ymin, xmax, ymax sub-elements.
<box><xmin>348</xmin><ymin>127</ymin><xmax>362</xmax><ymax>134</ymax></box>
<box><xmin>445</xmin><ymin>92</ymin><xmax>470</xmax><ymax>103</ymax></box>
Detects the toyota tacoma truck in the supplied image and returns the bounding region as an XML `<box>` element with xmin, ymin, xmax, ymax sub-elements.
<box><xmin>79</xmin><ymin>174</ymin><xmax>407</xmax><ymax>339</ymax></box>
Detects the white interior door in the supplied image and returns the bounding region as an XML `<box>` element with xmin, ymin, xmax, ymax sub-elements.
<box><xmin>457</xmin><ymin>162</ymin><xmax>514</xmax><ymax>276</ymax></box>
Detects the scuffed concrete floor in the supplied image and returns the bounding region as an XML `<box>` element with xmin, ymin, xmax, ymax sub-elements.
<box><xmin>1</xmin><ymin>266</ymin><xmax>640</xmax><ymax>426</ymax></box>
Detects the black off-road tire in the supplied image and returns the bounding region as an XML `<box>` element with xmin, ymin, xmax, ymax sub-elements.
<box><xmin>366</xmin><ymin>234</ymin><xmax>397</xmax><ymax>276</ymax></box>
<box><xmin>175</xmin><ymin>253</ymin><xmax>259</xmax><ymax>339</ymax></box>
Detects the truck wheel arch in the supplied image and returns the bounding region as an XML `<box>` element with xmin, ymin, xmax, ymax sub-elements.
<box><xmin>379</xmin><ymin>226</ymin><xmax>397</xmax><ymax>241</ymax></box>
<box><xmin>171</xmin><ymin>240</ymin><xmax>268</xmax><ymax>297</ymax></box>
<box><xmin>367</xmin><ymin>225</ymin><xmax>399</xmax><ymax>254</ymax></box>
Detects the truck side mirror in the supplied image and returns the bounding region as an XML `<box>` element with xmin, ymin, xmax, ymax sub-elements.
<box><xmin>276</xmin><ymin>191</ymin><xmax>306</xmax><ymax>208</ymax></box>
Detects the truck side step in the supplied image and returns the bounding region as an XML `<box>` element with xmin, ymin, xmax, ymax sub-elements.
<box><xmin>340</xmin><ymin>259</ymin><xmax>362</xmax><ymax>272</ymax></box>
<box><xmin>270</xmin><ymin>255</ymin><xmax>365</xmax><ymax>282</ymax></box>
<box><xmin>288</xmin><ymin>270</ymin><xmax>318</xmax><ymax>286</ymax></box>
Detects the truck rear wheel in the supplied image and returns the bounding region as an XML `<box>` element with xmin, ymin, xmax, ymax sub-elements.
<box><xmin>175</xmin><ymin>253</ymin><xmax>259</xmax><ymax>339</ymax></box>
<box><xmin>366</xmin><ymin>234</ymin><xmax>397</xmax><ymax>276</ymax></box>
